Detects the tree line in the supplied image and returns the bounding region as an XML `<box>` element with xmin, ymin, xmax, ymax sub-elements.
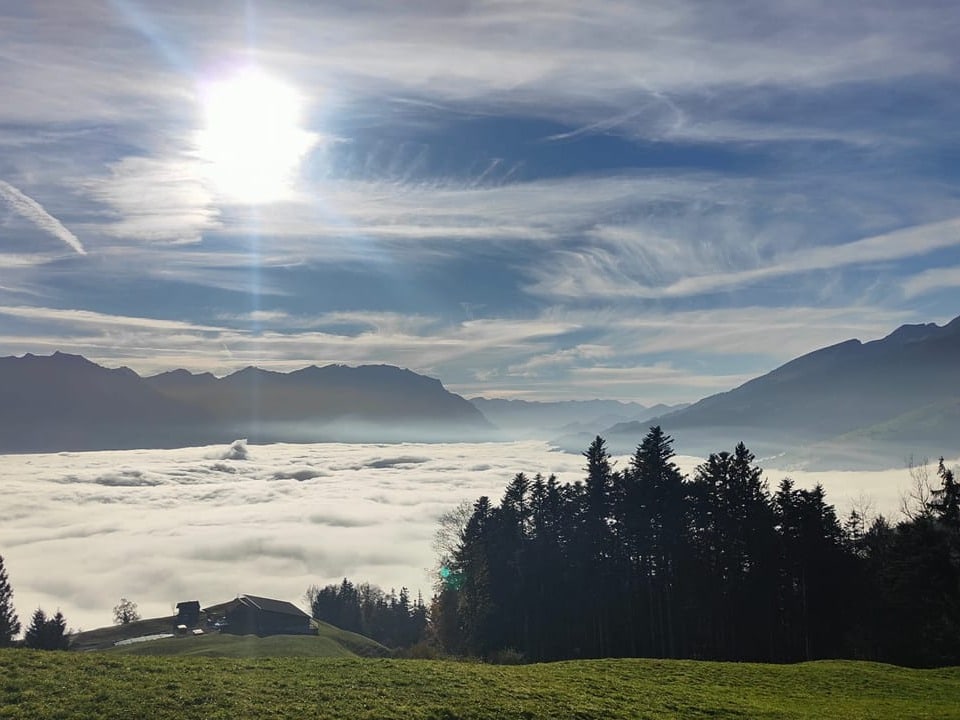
<box><xmin>429</xmin><ymin>428</ymin><xmax>960</xmax><ymax>667</ymax></box>
<box><xmin>0</xmin><ymin>557</ymin><xmax>68</xmax><ymax>651</ymax></box>
<box><xmin>305</xmin><ymin>579</ymin><xmax>428</xmax><ymax>650</ymax></box>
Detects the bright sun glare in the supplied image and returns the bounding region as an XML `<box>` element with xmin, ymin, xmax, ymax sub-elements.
<box><xmin>196</xmin><ymin>67</ymin><xmax>315</xmax><ymax>203</ymax></box>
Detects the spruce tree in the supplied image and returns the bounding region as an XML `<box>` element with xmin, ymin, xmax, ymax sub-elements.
<box><xmin>0</xmin><ymin>555</ymin><xmax>20</xmax><ymax>646</ymax></box>
<box><xmin>47</xmin><ymin>611</ymin><xmax>68</xmax><ymax>650</ymax></box>
<box><xmin>23</xmin><ymin>608</ymin><xmax>69</xmax><ymax>650</ymax></box>
<box><xmin>930</xmin><ymin>458</ymin><xmax>960</xmax><ymax>526</ymax></box>
<box><xmin>24</xmin><ymin>608</ymin><xmax>47</xmax><ymax>649</ymax></box>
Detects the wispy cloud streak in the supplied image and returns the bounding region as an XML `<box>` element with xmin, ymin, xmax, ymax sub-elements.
<box><xmin>0</xmin><ymin>180</ymin><xmax>86</xmax><ymax>255</ymax></box>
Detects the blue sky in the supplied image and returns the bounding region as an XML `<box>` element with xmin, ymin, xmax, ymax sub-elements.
<box><xmin>1</xmin><ymin>0</ymin><xmax>958</xmax><ymax>403</ymax></box>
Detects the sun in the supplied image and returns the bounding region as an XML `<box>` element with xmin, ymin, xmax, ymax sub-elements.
<box><xmin>196</xmin><ymin>67</ymin><xmax>315</xmax><ymax>203</ymax></box>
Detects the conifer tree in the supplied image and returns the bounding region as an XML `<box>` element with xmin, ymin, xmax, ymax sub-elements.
<box><xmin>620</xmin><ymin>427</ymin><xmax>686</xmax><ymax>657</ymax></box>
<box><xmin>930</xmin><ymin>458</ymin><xmax>960</xmax><ymax>526</ymax></box>
<box><xmin>0</xmin><ymin>555</ymin><xmax>20</xmax><ymax>647</ymax></box>
<box><xmin>24</xmin><ymin>608</ymin><xmax>47</xmax><ymax>649</ymax></box>
<box><xmin>47</xmin><ymin>611</ymin><xmax>69</xmax><ymax>650</ymax></box>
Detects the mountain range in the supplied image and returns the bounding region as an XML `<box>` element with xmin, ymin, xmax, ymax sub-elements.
<box><xmin>1</xmin><ymin>314</ymin><xmax>958</xmax><ymax>465</ymax></box>
<box><xmin>596</xmin><ymin>315</ymin><xmax>960</xmax><ymax>469</ymax></box>
<box><xmin>0</xmin><ymin>353</ymin><xmax>488</xmax><ymax>452</ymax></box>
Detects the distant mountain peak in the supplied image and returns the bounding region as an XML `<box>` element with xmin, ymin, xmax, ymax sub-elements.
<box><xmin>598</xmin><ymin>314</ymin><xmax>960</xmax><ymax>468</ymax></box>
<box><xmin>50</xmin><ymin>350</ymin><xmax>93</xmax><ymax>363</ymax></box>
<box><xmin>883</xmin><ymin>321</ymin><xmax>943</xmax><ymax>345</ymax></box>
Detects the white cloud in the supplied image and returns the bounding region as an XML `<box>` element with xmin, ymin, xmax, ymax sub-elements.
<box><xmin>0</xmin><ymin>255</ymin><xmax>56</xmax><ymax>269</ymax></box>
<box><xmin>0</xmin><ymin>305</ymin><xmax>226</xmax><ymax>333</ymax></box>
<box><xmin>0</xmin><ymin>305</ymin><xmax>579</xmax><ymax>387</ymax></box>
<box><xmin>901</xmin><ymin>265</ymin><xmax>960</xmax><ymax>299</ymax></box>
<box><xmin>81</xmin><ymin>156</ymin><xmax>220</xmax><ymax>244</ymax></box>
<box><xmin>2</xmin><ymin>1</ymin><xmax>954</xmax><ymax>138</ymax></box>
<box><xmin>507</xmin><ymin>344</ymin><xmax>615</xmax><ymax>377</ymax></box>
<box><xmin>528</xmin><ymin>217</ymin><xmax>960</xmax><ymax>300</ymax></box>
<box><xmin>0</xmin><ymin>180</ymin><xmax>86</xmax><ymax>254</ymax></box>
<box><xmin>582</xmin><ymin>305</ymin><xmax>920</xmax><ymax>357</ymax></box>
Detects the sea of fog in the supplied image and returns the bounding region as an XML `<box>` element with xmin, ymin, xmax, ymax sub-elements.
<box><xmin>0</xmin><ymin>439</ymin><xmax>942</xmax><ymax>633</ymax></box>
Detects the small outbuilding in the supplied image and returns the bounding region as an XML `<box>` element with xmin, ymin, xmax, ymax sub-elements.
<box><xmin>175</xmin><ymin>600</ymin><xmax>201</xmax><ymax>627</ymax></box>
<box><xmin>212</xmin><ymin>594</ymin><xmax>312</xmax><ymax>636</ymax></box>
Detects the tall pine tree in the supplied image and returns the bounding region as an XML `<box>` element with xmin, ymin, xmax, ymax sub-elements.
<box><xmin>0</xmin><ymin>555</ymin><xmax>20</xmax><ymax>647</ymax></box>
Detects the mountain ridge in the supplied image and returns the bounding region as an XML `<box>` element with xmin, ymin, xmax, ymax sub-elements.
<box><xmin>0</xmin><ymin>354</ymin><xmax>489</xmax><ymax>452</ymax></box>
<box><xmin>600</xmin><ymin>315</ymin><xmax>960</xmax><ymax>468</ymax></box>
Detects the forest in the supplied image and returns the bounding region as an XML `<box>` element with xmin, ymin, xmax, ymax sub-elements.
<box><xmin>310</xmin><ymin>428</ymin><xmax>960</xmax><ymax>667</ymax></box>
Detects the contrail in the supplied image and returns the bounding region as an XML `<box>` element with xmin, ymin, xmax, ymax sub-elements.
<box><xmin>0</xmin><ymin>179</ymin><xmax>86</xmax><ymax>255</ymax></box>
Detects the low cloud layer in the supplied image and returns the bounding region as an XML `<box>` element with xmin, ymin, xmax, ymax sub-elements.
<box><xmin>0</xmin><ymin>438</ymin><xmax>940</xmax><ymax>634</ymax></box>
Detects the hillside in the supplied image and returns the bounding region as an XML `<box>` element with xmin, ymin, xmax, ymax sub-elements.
<box><xmin>0</xmin><ymin>353</ymin><xmax>490</xmax><ymax>452</ymax></box>
<box><xmin>105</xmin><ymin>627</ymin><xmax>389</xmax><ymax>659</ymax></box>
<box><xmin>601</xmin><ymin>316</ymin><xmax>960</xmax><ymax>466</ymax></box>
<box><xmin>70</xmin><ymin>616</ymin><xmax>388</xmax><ymax>658</ymax></box>
<box><xmin>3</xmin><ymin>652</ymin><xmax>959</xmax><ymax>719</ymax></box>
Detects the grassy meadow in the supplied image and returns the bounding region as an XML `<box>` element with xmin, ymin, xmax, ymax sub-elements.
<box><xmin>2</xmin><ymin>651</ymin><xmax>958</xmax><ymax>719</ymax></box>
<box><xmin>68</xmin><ymin>618</ymin><xmax>389</xmax><ymax>659</ymax></box>
<box><xmin>104</xmin><ymin>626</ymin><xmax>389</xmax><ymax>659</ymax></box>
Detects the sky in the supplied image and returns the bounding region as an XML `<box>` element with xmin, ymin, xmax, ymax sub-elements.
<box><xmin>1</xmin><ymin>438</ymin><xmax>932</xmax><ymax>631</ymax></box>
<box><xmin>1</xmin><ymin>0</ymin><xmax>959</xmax><ymax>403</ymax></box>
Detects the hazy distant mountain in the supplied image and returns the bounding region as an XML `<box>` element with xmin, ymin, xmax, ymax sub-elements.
<box><xmin>146</xmin><ymin>363</ymin><xmax>490</xmax><ymax>440</ymax></box>
<box><xmin>0</xmin><ymin>352</ymin><xmax>206</xmax><ymax>452</ymax></box>
<box><xmin>602</xmin><ymin>316</ymin><xmax>960</xmax><ymax>468</ymax></box>
<box><xmin>0</xmin><ymin>354</ymin><xmax>489</xmax><ymax>452</ymax></box>
<box><xmin>471</xmin><ymin>397</ymin><xmax>687</xmax><ymax>439</ymax></box>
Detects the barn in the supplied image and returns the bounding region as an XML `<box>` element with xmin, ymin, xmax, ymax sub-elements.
<box><xmin>210</xmin><ymin>594</ymin><xmax>313</xmax><ymax>636</ymax></box>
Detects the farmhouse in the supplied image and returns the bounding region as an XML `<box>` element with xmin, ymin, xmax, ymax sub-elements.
<box><xmin>206</xmin><ymin>594</ymin><xmax>312</xmax><ymax>636</ymax></box>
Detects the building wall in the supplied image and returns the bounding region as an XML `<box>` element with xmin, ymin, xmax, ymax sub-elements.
<box><xmin>223</xmin><ymin>604</ymin><xmax>311</xmax><ymax>636</ymax></box>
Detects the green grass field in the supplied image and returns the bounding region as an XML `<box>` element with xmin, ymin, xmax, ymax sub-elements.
<box><xmin>103</xmin><ymin>626</ymin><xmax>388</xmax><ymax>659</ymax></box>
<box><xmin>69</xmin><ymin>617</ymin><xmax>389</xmax><ymax>658</ymax></box>
<box><xmin>2</xmin><ymin>651</ymin><xmax>958</xmax><ymax>719</ymax></box>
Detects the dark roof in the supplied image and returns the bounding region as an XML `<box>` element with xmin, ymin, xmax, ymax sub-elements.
<box><xmin>238</xmin><ymin>594</ymin><xmax>310</xmax><ymax>618</ymax></box>
<box><xmin>176</xmin><ymin>600</ymin><xmax>200</xmax><ymax>609</ymax></box>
